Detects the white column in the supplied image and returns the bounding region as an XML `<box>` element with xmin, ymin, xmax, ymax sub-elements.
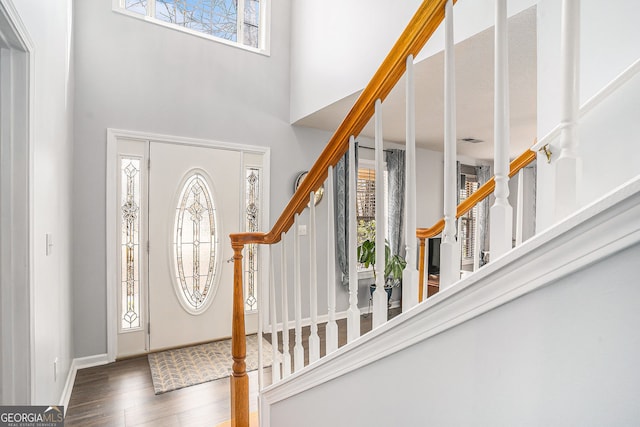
<box><xmin>268</xmin><ymin>246</ymin><xmax>280</xmax><ymax>383</ymax></box>
<box><xmin>308</xmin><ymin>192</ymin><xmax>320</xmax><ymax>364</ymax></box>
<box><xmin>373</xmin><ymin>99</ymin><xmax>388</xmax><ymax>327</ymax></box>
<box><xmin>326</xmin><ymin>166</ymin><xmax>339</xmax><ymax>354</ymax></box>
<box><xmin>440</xmin><ymin>0</ymin><xmax>459</xmax><ymax>289</ymax></box>
<box><xmin>293</xmin><ymin>214</ymin><xmax>304</xmax><ymax>372</ymax></box>
<box><xmin>279</xmin><ymin>233</ymin><xmax>291</xmax><ymax>378</ymax></box>
<box><xmin>403</xmin><ymin>55</ymin><xmax>419</xmax><ymax>310</ymax></box>
<box><xmin>490</xmin><ymin>0</ymin><xmax>513</xmax><ymax>260</ymax></box>
<box><xmin>347</xmin><ymin>136</ymin><xmax>360</xmax><ymax>342</ymax></box>
<box><xmin>555</xmin><ymin>0</ymin><xmax>581</xmax><ymax>221</ymax></box>
<box><xmin>515</xmin><ymin>171</ymin><xmax>524</xmax><ymax>246</ymax></box>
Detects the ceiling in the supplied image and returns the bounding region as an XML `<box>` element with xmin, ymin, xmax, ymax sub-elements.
<box><xmin>294</xmin><ymin>7</ymin><xmax>537</xmax><ymax>161</ymax></box>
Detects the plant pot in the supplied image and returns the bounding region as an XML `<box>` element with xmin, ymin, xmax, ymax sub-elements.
<box><xmin>369</xmin><ymin>284</ymin><xmax>392</xmax><ymax>303</ymax></box>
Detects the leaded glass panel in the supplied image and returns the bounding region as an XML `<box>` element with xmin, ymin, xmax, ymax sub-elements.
<box><xmin>244</xmin><ymin>167</ymin><xmax>260</xmax><ymax>311</ymax></box>
<box><xmin>173</xmin><ymin>172</ymin><xmax>218</xmax><ymax>311</ymax></box>
<box><xmin>156</xmin><ymin>0</ymin><xmax>238</xmax><ymax>42</ymax></box>
<box><xmin>121</xmin><ymin>158</ymin><xmax>142</xmax><ymax>330</ymax></box>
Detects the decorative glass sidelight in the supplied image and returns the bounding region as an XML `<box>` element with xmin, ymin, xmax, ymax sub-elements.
<box><xmin>174</xmin><ymin>172</ymin><xmax>218</xmax><ymax>312</ymax></box>
<box><xmin>244</xmin><ymin>167</ymin><xmax>260</xmax><ymax>311</ymax></box>
<box><xmin>121</xmin><ymin>158</ymin><xmax>142</xmax><ymax>330</ymax></box>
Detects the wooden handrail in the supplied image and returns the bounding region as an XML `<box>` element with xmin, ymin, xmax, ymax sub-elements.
<box><xmin>417</xmin><ymin>148</ymin><xmax>537</xmax><ymax>301</ymax></box>
<box><xmin>229</xmin><ymin>0</ymin><xmax>453</xmax><ymax>247</ymax></box>
<box><xmin>416</xmin><ymin>148</ymin><xmax>537</xmax><ymax>239</ymax></box>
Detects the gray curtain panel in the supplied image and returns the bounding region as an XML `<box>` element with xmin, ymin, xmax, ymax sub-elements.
<box><xmin>475</xmin><ymin>165</ymin><xmax>491</xmax><ymax>266</ymax></box>
<box><xmin>334</xmin><ymin>143</ymin><xmax>358</xmax><ymax>286</ymax></box>
<box><xmin>386</xmin><ymin>149</ymin><xmax>406</xmax><ymax>259</ymax></box>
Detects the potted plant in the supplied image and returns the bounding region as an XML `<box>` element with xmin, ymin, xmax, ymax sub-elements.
<box><xmin>357</xmin><ymin>238</ymin><xmax>407</xmax><ymax>304</ymax></box>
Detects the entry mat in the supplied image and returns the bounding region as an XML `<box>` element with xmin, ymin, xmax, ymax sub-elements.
<box><xmin>148</xmin><ymin>334</ymin><xmax>273</xmax><ymax>394</ymax></box>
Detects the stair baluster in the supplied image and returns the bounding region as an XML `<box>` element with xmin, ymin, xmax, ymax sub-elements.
<box><xmin>440</xmin><ymin>0</ymin><xmax>459</xmax><ymax>290</ymax></box>
<box><xmin>308</xmin><ymin>191</ymin><xmax>320</xmax><ymax>363</ymax></box>
<box><xmin>268</xmin><ymin>246</ymin><xmax>280</xmax><ymax>383</ymax></box>
<box><xmin>280</xmin><ymin>232</ymin><xmax>292</xmax><ymax>378</ymax></box>
<box><xmin>372</xmin><ymin>99</ymin><xmax>388</xmax><ymax>328</ymax></box>
<box><xmin>293</xmin><ymin>214</ymin><xmax>304</xmax><ymax>372</ymax></box>
<box><xmin>490</xmin><ymin>0</ymin><xmax>514</xmax><ymax>260</ymax></box>
<box><xmin>347</xmin><ymin>136</ymin><xmax>360</xmax><ymax>342</ymax></box>
<box><xmin>326</xmin><ymin>166</ymin><xmax>339</xmax><ymax>353</ymax></box>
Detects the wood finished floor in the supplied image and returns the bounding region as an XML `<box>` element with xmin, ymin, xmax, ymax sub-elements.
<box><xmin>65</xmin><ymin>308</ymin><xmax>400</xmax><ymax>426</ymax></box>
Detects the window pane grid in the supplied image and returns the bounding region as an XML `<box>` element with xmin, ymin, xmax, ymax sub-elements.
<box><xmin>122</xmin><ymin>0</ymin><xmax>264</xmax><ymax>50</ymax></box>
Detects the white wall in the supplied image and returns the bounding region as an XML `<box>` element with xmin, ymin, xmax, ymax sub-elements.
<box><xmin>270</xmin><ymin>242</ymin><xmax>640</xmax><ymax>426</ymax></box>
<box><xmin>10</xmin><ymin>0</ymin><xmax>75</xmax><ymax>405</ymax></box>
<box><xmin>289</xmin><ymin>0</ymin><xmax>536</xmax><ymax>123</ymax></box>
<box><xmin>536</xmin><ymin>0</ymin><xmax>640</xmax><ymax>231</ymax></box>
<box><xmin>72</xmin><ymin>0</ymin><xmax>332</xmax><ymax>357</ymax></box>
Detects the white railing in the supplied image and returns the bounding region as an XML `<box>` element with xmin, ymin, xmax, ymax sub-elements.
<box><xmin>257</xmin><ymin>0</ymin><xmax>539</xmax><ymax>389</ymax></box>
<box><xmin>231</xmin><ymin>0</ymin><xmax>556</xmax><ymax>424</ymax></box>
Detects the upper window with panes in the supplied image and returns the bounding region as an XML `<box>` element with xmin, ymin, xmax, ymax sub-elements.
<box><xmin>115</xmin><ymin>0</ymin><xmax>268</xmax><ymax>53</ymax></box>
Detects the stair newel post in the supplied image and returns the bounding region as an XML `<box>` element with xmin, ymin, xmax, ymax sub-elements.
<box><xmin>326</xmin><ymin>166</ymin><xmax>339</xmax><ymax>353</ymax></box>
<box><xmin>293</xmin><ymin>213</ymin><xmax>304</xmax><ymax>372</ymax></box>
<box><xmin>347</xmin><ymin>136</ymin><xmax>360</xmax><ymax>342</ymax></box>
<box><xmin>403</xmin><ymin>54</ymin><xmax>419</xmax><ymax>310</ymax></box>
<box><xmin>280</xmin><ymin>232</ymin><xmax>292</xmax><ymax>378</ymax></box>
<box><xmin>440</xmin><ymin>0</ymin><xmax>459</xmax><ymax>290</ymax></box>
<box><xmin>308</xmin><ymin>192</ymin><xmax>320</xmax><ymax>363</ymax></box>
<box><xmin>555</xmin><ymin>0</ymin><xmax>580</xmax><ymax>221</ymax></box>
<box><xmin>418</xmin><ymin>237</ymin><xmax>426</xmax><ymax>302</ymax></box>
<box><xmin>268</xmin><ymin>245</ymin><xmax>280</xmax><ymax>383</ymax></box>
<box><xmin>490</xmin><ymin>0</ymin><xmax>514</xmax><ymax>260</ymax></box>
<box><xmin>373</xmin><ymin>99</ymin><xmax>388</xmax><ymax>328</ymax></box>
<box><xmin>230</xmin><ymin>241</ymin><xmax>249</xmax><ymax>427</ymax></box>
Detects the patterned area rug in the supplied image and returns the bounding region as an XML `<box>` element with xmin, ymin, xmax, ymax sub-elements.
<box><xmin>148</xmin><ymin>335</ymin><xmax>273</xmax><ymax>394</ymax></box>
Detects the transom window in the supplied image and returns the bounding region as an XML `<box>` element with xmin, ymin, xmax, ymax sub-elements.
<box><xmin>116</xmin><ymin>0</ymin><xmax>268</xmax><ymax>52</ymax></box>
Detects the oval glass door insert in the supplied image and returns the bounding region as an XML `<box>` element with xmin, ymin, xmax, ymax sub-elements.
<box><xmin>173</xmin><ymin>171</ymin><xmax>219</xmax><ymax>313</ymax></box>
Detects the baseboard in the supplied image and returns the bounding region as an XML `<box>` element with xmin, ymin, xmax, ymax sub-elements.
<box><xmin>60</xmin><ymin>353</ymin><xmax>109</xmax><ymax>413</ymax></box>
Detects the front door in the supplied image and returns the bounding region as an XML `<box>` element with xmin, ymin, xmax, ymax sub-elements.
<box><xmin>148</xmin><ymin>141</ymin><xmax>240</xmax><ymax>351</ymax></box>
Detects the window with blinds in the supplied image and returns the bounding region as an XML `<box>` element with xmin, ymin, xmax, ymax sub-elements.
<box><xmin>356</xmin><ymin>164</ymin><xmax>388</xmax><ymax>246</ymax></box>
<box><xmin>459</xmin><ymin>171</ymin><xmax>479</xmax><ymax>262</ymax></box>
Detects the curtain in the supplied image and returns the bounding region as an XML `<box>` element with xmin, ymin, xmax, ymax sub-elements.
<box><xmin>475</xmin><ymin>165</ymin><xmax>491</xmax><ymax>266</ymax></box>
<box><xmin>334</xmin><ymin>143</ymin><xmax>358</xmax><ymax>286</ymax></box>
<box><xmin>386</xmin><ymin>149</ymin><xmax>406</xmax><ymax>259</ymax></box>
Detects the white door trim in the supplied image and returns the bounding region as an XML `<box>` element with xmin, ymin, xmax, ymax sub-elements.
<box><xmin>0</xmin><ymin>0</ymin><xmax>35</xmax><ymax>404</ymax></box>
<box><xmin>106</xmin><ymin>128</ymin><xmax>270</xmax><ymax>361</ymax></box>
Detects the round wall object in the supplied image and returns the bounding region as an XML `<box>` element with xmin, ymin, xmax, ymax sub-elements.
<box><xmin>294</xmin><ymin>171</ymin><xmax>324</xmax><ymax>206</ymax></box>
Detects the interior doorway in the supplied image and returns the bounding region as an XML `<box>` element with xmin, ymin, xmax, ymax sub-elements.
<box><xmin>0</xmin><ymin>0</ymin><xmax>33</xmax><ymax>404</ymax></box>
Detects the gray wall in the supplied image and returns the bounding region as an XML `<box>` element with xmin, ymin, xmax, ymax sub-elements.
<box><xmin>272</xmin><ymin>243</ymin><xmax>640</xmax><ymax>426</ymax></box>
<box><xmin>11</xmin><ymin>0</ymin><xmax>75</xmax><ymax>404</ymax></box>
<box><xmin>72</xmin><ymin>0</ymin><xmax>331</xmax><ymax>357</ymax></box>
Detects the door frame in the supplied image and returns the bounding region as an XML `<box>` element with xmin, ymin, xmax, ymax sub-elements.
<box><xmin>106</xmin><ymin>128</ymin><xmax>270</xmax><ymax>361</ymax></box>
<box><xmin>0</xmin><ymin>0</ymin><xmax>34</xmax><ymax>404</ymax></box>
